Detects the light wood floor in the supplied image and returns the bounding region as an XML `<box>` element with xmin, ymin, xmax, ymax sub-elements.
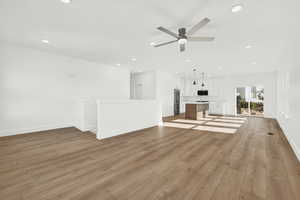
<box><xmin>0</xmin><ymin>117</ymin><xmax>299</xmax><ymax>200</ymax></box>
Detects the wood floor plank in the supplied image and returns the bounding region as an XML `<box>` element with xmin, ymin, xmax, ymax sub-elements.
<box><xmin>0</xmin><ymin>117</ymin><xmax>299</xmax><ymax>200</ymax></box>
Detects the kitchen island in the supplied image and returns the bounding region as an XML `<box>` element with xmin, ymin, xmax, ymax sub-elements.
<box><xmin>185</xmin><ymin>102</ymin><xmax>209</xmax><ymax>120</ymax></box>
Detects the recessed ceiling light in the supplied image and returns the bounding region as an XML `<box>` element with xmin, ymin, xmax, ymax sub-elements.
<box><xmin>42</xmin><ymin>40</ymin><xmax>49</xmax><ymax>44</ymax></box>
<box><xmin>231</xmin><ymin>4</ymin><xmax>243</xmax><ymax>13</ymax></box>
<box><xmin>61</xmin><ymin>0</ymin><xmax>71</xmax><ymax>4</ymax></box>
<box><xmin>131</xmin><ymin>58</ymin><xmax>137</xmax><ymax>61</ymax></box>
<box><xmin>245</xmin><ymin>45</ymin><xmax>252</xmax><ymax>49</ymax></box>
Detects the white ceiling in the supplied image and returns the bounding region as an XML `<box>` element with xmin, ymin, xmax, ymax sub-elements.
<box><xmin>0</xmin><ymin>0</ymin><xmax>298</xmax><ymax>77</ymax></box>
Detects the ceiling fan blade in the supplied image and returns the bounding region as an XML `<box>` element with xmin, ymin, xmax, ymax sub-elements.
<box><xmin>154</xmin><ymin>40</ymin><xmax>178</xmax><ymax>47</ymax></box>
<box><xmin>188</xmin><ymin>36</ymin><xmax>215</xmax><ymax>41</ymax></box>
<box><xmin>179</xmin><ymin>43</ymin><xmax>185</xmax><ymax>52</ymax></box>
<box><xmin>187</xmin><ymin>18</ymin><xmax>210</xmax><ymax>36</ymax></box>
<box><xmin>157</xmin><ymin>26</ymin><xmax>178</xmax><ymax>38</ymax></box>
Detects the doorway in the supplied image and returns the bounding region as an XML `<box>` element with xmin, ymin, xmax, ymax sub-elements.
<box><xmin>236</xmin><ymin>86</ymin><xmax>264</xmax><ymax>116</ymax></box>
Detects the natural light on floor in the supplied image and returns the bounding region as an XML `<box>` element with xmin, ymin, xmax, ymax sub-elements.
<box><xmin>196</xmin><ymin>117</ymin><xmax>213</xmax><ymax>121</ymax></box>
<box><xmin>163</xmin><ymin>115</ymin><xmax>246</xmax><ymax>134</ymax></box>
<box><xmin>163</xmin><ymin>122</ymin><xmax>195</xmax><ymax>129</ymax></box>
<box><xmin>193</xmin><ymin>125</ymin><xmax>237</xmax><ymax>134</ymax></box>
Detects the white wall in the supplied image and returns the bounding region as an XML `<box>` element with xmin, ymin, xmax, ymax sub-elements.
<box><xmin>76</xmin><ymin>99</ymin><xmax>98</xmax><ymax>133</ymax></box>
<box><xmin>156</xmin><ymin>70</ymin><xmax>183</xmax><ymax>117</ymax></box>
<box><xmin>182</xmin><ymin>71</ymin><xmax>278</xmax><ymax>118</ymax></box>
<box><xmin>277</xmin><ymin>66</ymin><xmax>300</xmax><ymax>161</ymax></box>
<box><xmin>277</xmin><ymin>64</ymin><xmax>300</xmax><ymax>161</ymax></box>
<box><xmin>97</xmin><ymin>100</ymin><xmax>161</xmax><ymax>139</ymax></box>
<box><xmin>0</xmin><ymin>43</ymin><xmax>130</xmax><ymax>136</ymax></box>
<box><xmin>130</xmin><ymin>70</ymin><xmax>183</xmax><ymax>117</ymax></box>
<box><xmin>130</xmin><ymin>71</ymin><xmax>156</xmax><ymax>100</ymax></box>
<box><xmin>211</xmin><ymin>72</ymin><xmax>277</xmax><ymax>118</ymax></box>
<box><xmin>274</xmin><ymin>0</ymin><xmax>300</xmax><ymax>161</ymax></box>
<box><xmin>182</xmin><ymin>76</ymin><xmax>209</xmax><ymax>97</ymax></box>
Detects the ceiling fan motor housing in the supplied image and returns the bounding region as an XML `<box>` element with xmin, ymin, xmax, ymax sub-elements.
<box><xmin>178</xmin><ymin>28</ymin><xmax>187</xmax><ymax>39</ymax></box>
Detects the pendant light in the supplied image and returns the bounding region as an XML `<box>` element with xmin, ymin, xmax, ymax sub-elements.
<box><xmin>192</xmin><ymin>69</ymin><xmax>197</xmax><ymax>85</ymax></box>
<box><xmin>201</xmin><ymin>72</ymin><xmax>205</xmax><ymax>87</ymax></box>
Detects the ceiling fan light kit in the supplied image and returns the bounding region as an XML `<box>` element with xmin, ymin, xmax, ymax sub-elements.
<box><xmin>178</xmin><ymin>38</ymin><xmax>187</xmax><ymax>45</ymax></box>
<box><xmin>154</xmin><ymin>18</ymin><xmax>215</xmax><ymax>52</ymax></box>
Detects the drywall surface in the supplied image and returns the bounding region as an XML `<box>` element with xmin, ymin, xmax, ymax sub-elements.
<box><xmin>0</xmin><ymin>43</ymin><xmax>130</xmax><ymax>136</ymax></box>
<box><xmin>97</xmin><ymin>100</ymin><xmax>160</xmax><ymax>139</ymax></box>
<box><xmin>156</xmin><ymin>70</ymin><xmax>183</xmax><ymax>117</ymax></box>
<box><xmin>130</xmin><ymin>71</ymin><xmax>156</xmax><ymax>100</ymax></box>
<box><xmin>277</xmin><ymin>66</ymin><xmax>300</xmax><ymax>161</ymax></box>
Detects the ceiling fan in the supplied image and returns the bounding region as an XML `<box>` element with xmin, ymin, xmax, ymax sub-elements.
<box><xmin>154</xmin><ymin>18</ymin><xmax>214</xmax><ymax>52</ymax></box>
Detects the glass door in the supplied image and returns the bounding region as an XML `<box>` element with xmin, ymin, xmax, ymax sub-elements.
<box><xmin>236</xmin><ymin>86</ymin><xmax>264</xmax><ymax>116</ymax></box>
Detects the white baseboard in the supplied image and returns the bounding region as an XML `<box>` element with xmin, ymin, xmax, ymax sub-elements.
<box><xmin>75</xmin><ymin>123</ymin><xmax>96</xmax><ymax>134</ymax></box>
<box><xmin>277</xmin><ymin>119</ymin><xmax>300</xmax><ymax>162</ymax></box>
<box><xmin>83</xmin><ymin>125</ymin><xmax>97</xmax><ymax>134</ymax></box>
<box><xmin>0</xmin><ymin>123</ymin><xmax>73</xmax><ymax>137</ymax></box>
<box><xmin>89</xmin><ymin>127</ymin><xmax>97</xmax><ymax>134</ymax></box>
